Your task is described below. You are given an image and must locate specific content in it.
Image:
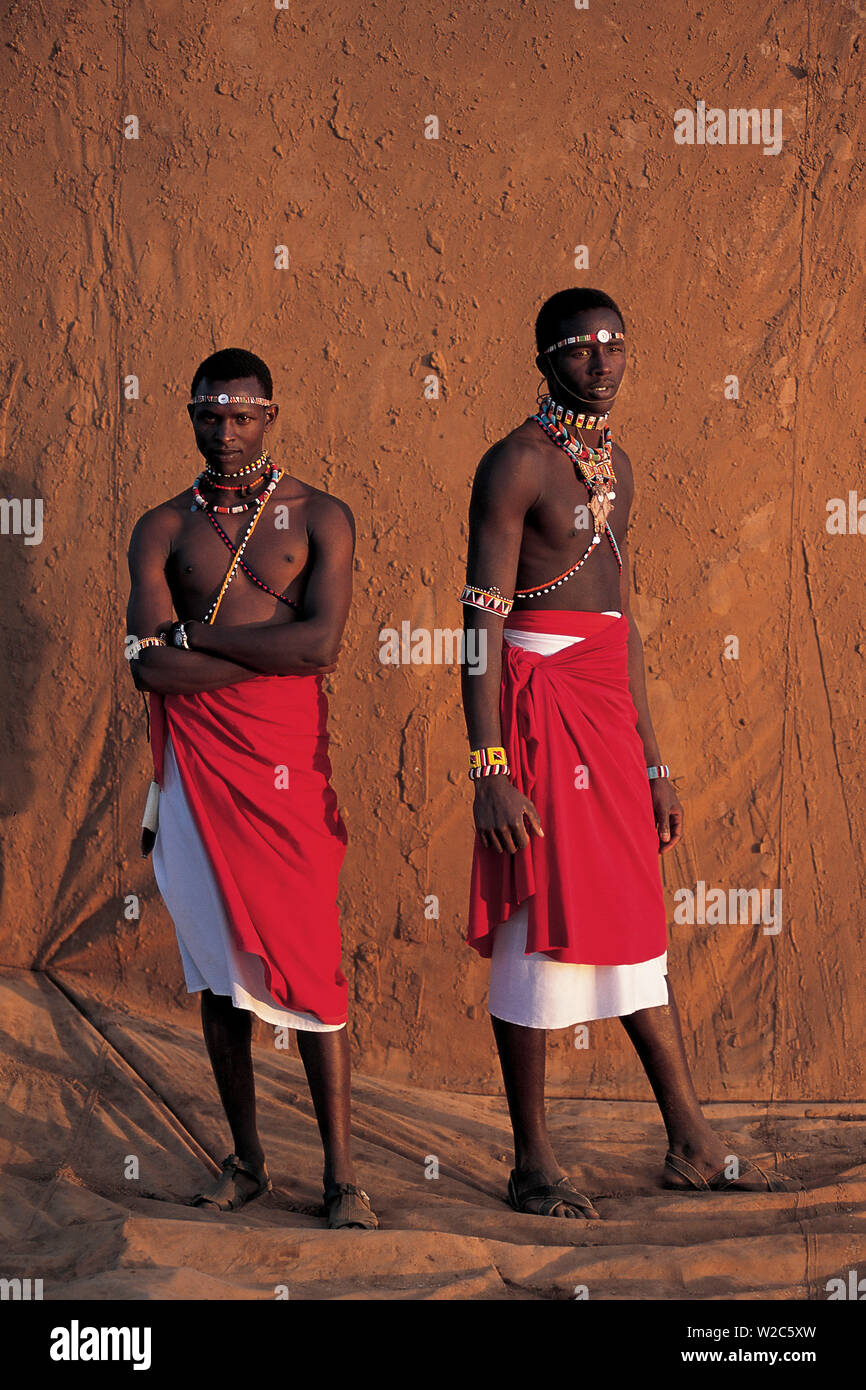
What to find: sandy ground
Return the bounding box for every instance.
[3,968,865,1300]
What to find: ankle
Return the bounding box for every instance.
[323,1160,355,1188]
[235,1143,266,1169]
[514,1138,562,1176]
[666,1126,719,1159]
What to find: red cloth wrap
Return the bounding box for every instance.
[150,674,348,1024]
[467,610,668,965]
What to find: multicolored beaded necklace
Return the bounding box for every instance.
[191,464,281,515]
[204,450,271,480]
[201,507,299,611]
[199,468,283,623]
[192,460,299,614]
[513,395,622,600]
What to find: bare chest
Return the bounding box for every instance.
[166,497,310,620]
[526,451,629,551]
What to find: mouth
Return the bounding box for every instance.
[585,383,614,395]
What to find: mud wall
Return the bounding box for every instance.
[1,0,864,1098]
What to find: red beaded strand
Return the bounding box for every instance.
[201,508,299,610]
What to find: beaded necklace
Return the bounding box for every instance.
[204,450,271,480]
[201,507,299,611]
[205,473,266,491]
[191,464,281,515]
[201,470,284,623]
[513,397,621,600]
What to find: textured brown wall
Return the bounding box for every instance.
[2,0,864,1098]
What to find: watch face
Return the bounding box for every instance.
[596,329,610,343]
[217,393,230,404]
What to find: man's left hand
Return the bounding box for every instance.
[651,778,683,854]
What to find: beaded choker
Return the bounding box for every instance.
[545,400,609,428]
[191,464,281,515]
[204,450,271,480]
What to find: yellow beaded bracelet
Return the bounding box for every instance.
[469,745,510,779]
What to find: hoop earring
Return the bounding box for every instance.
[536,377,550,404]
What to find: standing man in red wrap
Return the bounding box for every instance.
[126,348,377,1229]
[461,290,796,1217]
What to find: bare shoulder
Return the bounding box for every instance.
[611,439,635,500]
[292,479,356,546]
[128,490,190,559]
[472,419,547,499]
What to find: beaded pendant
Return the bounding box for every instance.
[536,396,617,534]
[511,397,622,599]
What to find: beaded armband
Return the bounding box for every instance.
[469,746,511,780]
[647,765,670,780]
[126,635,166,661]
[460,583,514,618]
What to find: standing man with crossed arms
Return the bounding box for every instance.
[126,347,377,1228]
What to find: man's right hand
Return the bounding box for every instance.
[473,777,544,854]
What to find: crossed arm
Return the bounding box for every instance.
[126,498,355,695]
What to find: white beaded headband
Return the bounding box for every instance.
[543,329,625,353]
[189,393,271,406]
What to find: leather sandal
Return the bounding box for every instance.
[322,1180,379,1230]
[507,1168,600,1219]
[189,1153,272,1211]
[663,1150,802,1193]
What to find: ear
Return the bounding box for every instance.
[535,352,546,374]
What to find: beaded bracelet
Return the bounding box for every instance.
[469,746,511,779]
[460,583,514,618]
[126,635,167,661]
[647,765,670,780]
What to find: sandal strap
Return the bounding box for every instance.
[228,1154,271,1187]
[666,1151,788,1192]
[191,1154,270,1208]
[324,1181,371,1207]
[510,1170,596,1213]
[664,1151,711,1189]
[709,1157,762,1190]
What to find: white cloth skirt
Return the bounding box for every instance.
[153,732,344,1032]
[487,614,669,1030]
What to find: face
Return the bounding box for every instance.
[536,309,626,410]
[187,375,278,471]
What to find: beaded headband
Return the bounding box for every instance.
[189,393,271,406]
[543,329,625,353]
